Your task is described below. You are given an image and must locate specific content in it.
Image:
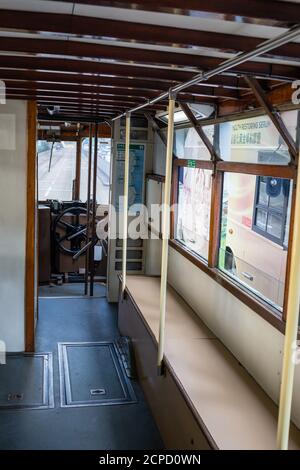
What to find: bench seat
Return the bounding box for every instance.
[118,275,300,450]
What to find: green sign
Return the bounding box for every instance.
[188,160,196,168]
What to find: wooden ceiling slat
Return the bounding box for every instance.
[4,81,238,100]
[0,53,298,82]
[7,93,167,111]
[0,8,299,59]
[6,90,149,105]
[44,0,299,24]
[38,113,112,122]
[1,36,300,69]
[0,69,250,92]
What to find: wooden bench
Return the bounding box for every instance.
[118,275,300,450]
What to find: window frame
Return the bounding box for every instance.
[169,109,298,333]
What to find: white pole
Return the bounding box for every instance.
[122,112,131,295]
[157,95,175,372]
[277,162,300,450]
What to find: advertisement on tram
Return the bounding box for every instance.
[177,111,297,308]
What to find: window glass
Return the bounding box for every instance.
[281,109,299,141]
[176,167,212,260]
[38,141,76,201]
[219,172,292,310]
[253,176,290,245]
[120,128,148,141]
[174,125,213,160]
[209,115,293,165]
[80,138,111,205]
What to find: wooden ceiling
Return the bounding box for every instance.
[0,0,299,122]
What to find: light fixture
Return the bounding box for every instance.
[156,103,214,124]
[47,105,61,116]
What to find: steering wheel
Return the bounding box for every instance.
[53,206,90,257]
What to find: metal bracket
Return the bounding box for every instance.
[145,112,168,148]
[179,101,220,163]
[169,87,178,101]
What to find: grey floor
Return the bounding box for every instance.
[39,282,106,298]
[0,296,163,450]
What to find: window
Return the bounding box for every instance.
[253,176,291,246]
[79,138,111,205]
[172,110,298,324]
[174,125,213,160]
[38,141,77,201]
[207,114,292,165]
[176,166,212,261]
[218,172,292,310]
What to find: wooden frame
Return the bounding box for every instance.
[169,107,298,331]
[146,173,165,183]
[208,170,223,268]
[25,100,37,352]
[282,181,297,322]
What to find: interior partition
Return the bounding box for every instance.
[0,99,31,351]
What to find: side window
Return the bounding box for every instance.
[80,138,112,205]
[218,172,292,310]
[253,176,290,246]
[37,140,77,201]
[176,167,212,261]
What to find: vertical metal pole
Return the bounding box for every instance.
[122,112,131,295]
[74,137,82,200]
[157,95,175,373]
[277,159,300,450]
[48,140,54,172]
[90,122,98,297]
[85,123,93,295]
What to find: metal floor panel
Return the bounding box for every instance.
[58,342,136,408]
[0,353,54,410]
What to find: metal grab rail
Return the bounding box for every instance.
[112,24,300,122]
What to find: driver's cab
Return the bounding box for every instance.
[37,122,111,294]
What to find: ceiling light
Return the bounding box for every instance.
[156,103,214,124]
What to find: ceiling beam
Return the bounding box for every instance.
[6,90,150,105]
[38,113,109,123]
[1,35,300,69]
[43,0,300,24]
[0,53,298,82]
[0,9,299,59]
[4,81,238,101]
[7,94,166,112]
[0,69,250,92]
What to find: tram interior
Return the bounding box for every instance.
[0,0,300,452]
